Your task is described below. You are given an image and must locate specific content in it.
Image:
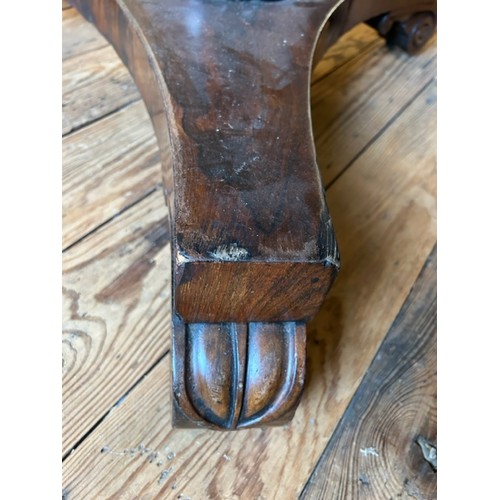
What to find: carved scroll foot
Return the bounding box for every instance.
[71,0,344,428]
[172,316,306,429]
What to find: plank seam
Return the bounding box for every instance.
[62,184,160,253]
[324,72,436,192]
[63,349,170,461]
[63,97,142,138]
[312,37,382,87]
[62,40,121,65]
[298,243,437,498]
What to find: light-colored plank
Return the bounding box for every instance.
[62,44,140,134]
[312,23,381,84]
[63,79,436,498]
[301,247,437,499]
[62,8,108,61]
[62,100,161,249]
[312,36,436,186]
[63,191,171,456]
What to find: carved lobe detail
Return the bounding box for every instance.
[173,316,306,430]
[239,322,306,428]
[185,323,246,429]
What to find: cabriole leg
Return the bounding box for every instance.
[71,0,343,428]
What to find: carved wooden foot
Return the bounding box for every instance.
[73,0,435,429]
[172,316,306,429]
[70,0,434,429]
[71,0,343,429]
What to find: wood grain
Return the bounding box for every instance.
[62,192,171,456]
[301,246,437,499]
[62,44,140,134]
[61,10,430,255]
[61,8,348,440]
[62,73,436,498]
[72,0,343,324]
[62,100,161,249]
[62,8,108,61]
[67,0,348,428]
[312,34,436,186]
[173,319,306,429]
[311,24,382,83]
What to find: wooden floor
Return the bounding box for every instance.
[62,5,437,499]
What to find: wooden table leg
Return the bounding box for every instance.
[70,0,344,429]
[69,0,434,429]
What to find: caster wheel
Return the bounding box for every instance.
[388,12,436,55]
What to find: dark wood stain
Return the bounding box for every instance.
[72,0,343,326]
[173,316,306,429]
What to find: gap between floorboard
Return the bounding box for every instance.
[325,73,436,191]
[62,96,142,139]
[62,185,160,254]
[311,36,381,87]
[63,348,171,462]
[299,244,437,498]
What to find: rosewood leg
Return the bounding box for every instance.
[71,0,346,429]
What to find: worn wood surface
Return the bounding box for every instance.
[62,101,161,249]
[72,0,343,325]
[301,246,437,499]
[62,192,170,456]
[66,0,341,432]
[62,6,436,497]
[62,44,140,134]
[312,32,436,186]
[62,7,107,61]
[173,319,307,430]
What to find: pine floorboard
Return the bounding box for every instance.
[301,247,437,499]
